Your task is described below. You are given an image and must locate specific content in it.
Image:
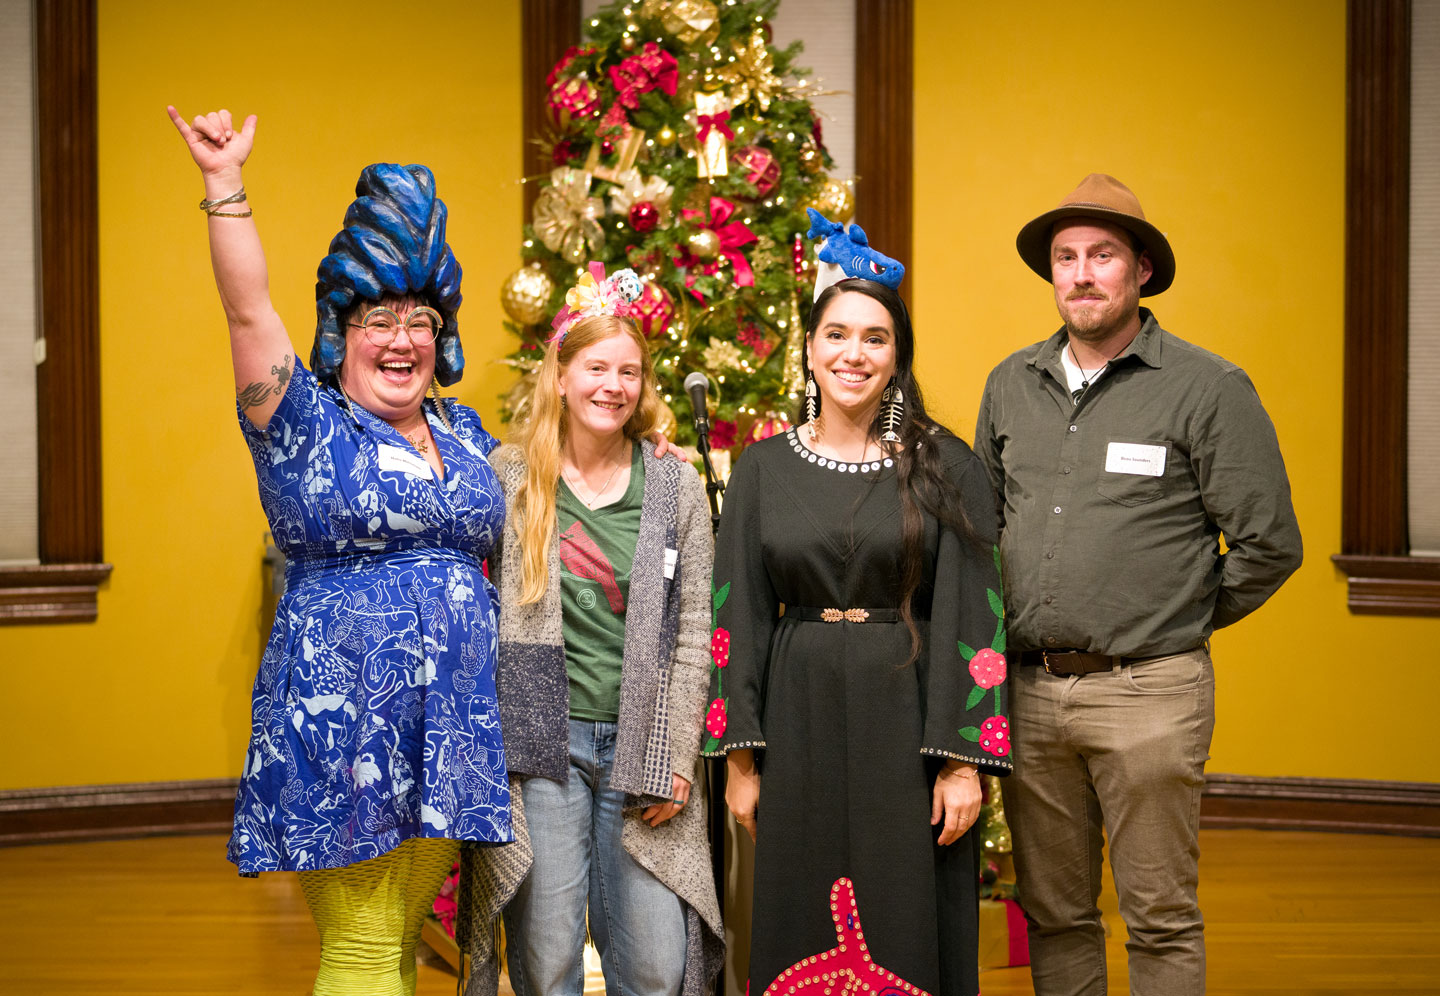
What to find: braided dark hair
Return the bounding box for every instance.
[314,163,464,384]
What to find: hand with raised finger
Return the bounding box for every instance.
[932,761,982,846]
[166,105,257,179]
[642,774,692,827]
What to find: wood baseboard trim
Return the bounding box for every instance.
[5,774,1437,847]
[1201,773,1440,836]
[0,779,237,846]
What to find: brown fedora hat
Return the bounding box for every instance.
[1016,173,1175,295]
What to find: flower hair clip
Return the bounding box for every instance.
[548,261,644,345]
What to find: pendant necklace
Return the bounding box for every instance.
[565,457,623,508]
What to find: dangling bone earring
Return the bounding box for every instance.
[879,380,905,444]
[430,376,453,434]
[804,376,820,442]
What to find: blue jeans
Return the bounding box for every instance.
[504,719,686,996]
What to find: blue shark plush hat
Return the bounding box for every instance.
[314,164,465,385]
[805,208,905,300]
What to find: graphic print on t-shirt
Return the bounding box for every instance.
[559,521,625,612]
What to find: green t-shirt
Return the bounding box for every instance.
[556,442,644,722]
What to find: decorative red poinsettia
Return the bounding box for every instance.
[979,716,1010,757]
[969,648,1006,689]
[710,419,738,450]
[737,321,774,359]
[706,698,728,738]
[711,626,731,667]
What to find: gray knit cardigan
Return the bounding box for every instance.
[457,440,723,996]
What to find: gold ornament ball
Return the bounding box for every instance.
[797,142,822,175]
[686,228,722,260]
[500,263,555,325]
[656,124,678,147]
[653,401,679,441]
[803,178,855,224]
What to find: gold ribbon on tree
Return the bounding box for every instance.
[532,167,607,263]
[718,29,784,112]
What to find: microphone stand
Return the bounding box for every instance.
[693,415,725,537]
[691,403,728,989]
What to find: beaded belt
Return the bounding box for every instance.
[786,606,901,624]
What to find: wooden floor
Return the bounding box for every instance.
[1,830,1437,995]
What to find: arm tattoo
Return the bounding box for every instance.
[237,353,294,409]
[273,354,292,391]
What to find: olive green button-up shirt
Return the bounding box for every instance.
[974,311,1302,658]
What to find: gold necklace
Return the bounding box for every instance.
[405,431,430,455]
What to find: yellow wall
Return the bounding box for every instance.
[914,0,1440,782]
[5,1,1437,791]
[0,0,522,789]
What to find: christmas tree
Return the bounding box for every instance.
[497,0,854,449]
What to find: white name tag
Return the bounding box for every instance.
[377,442,435,480]
[664,548,678,579]
[1105,441,1167,477]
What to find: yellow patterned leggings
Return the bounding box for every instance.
[297,837,460,996]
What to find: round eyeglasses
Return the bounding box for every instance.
[347,305,443,346]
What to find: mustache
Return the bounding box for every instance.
[1065,288,1108,302]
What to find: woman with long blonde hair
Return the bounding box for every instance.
[461,266,722,996]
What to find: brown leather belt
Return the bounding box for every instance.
[1018,649,1127,676]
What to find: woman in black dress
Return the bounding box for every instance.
[701,278,1012,996]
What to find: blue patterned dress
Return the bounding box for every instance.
[228,359,511,874]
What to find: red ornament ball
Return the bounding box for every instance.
[600,136,616,157]
[631,281,675,338]
[546,77,601,128]
[629,200,661,233]
[733,145,781,197]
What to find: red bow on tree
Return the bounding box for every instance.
[679,197,757,298]
[610,43,679,110]
[696,109,734,142]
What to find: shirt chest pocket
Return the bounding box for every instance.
[1096,439,1170,507]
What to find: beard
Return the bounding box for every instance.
[1056,289,1138,345]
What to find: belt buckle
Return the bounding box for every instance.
[1041,651,1067,675]
[821,607,870,623]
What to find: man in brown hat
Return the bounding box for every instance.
[975,174,1302,996]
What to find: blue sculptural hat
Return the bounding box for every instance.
[805,208,905,300]
[314,164,465,385]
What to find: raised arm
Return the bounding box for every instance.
[167,105,292,429]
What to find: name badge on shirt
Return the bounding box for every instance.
[664,547,678,579]
[377,442,435,480]
[1105,441,1167,477]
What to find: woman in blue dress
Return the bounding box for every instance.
[168,105,510,996]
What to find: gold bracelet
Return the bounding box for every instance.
[199,186,246,211]
[207,209,253,218]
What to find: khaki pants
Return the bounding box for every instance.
[1003,649,1215,996]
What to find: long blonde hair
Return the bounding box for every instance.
[510,315,663,604]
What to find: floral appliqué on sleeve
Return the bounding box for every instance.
[702,579,731,752]
[958,545,1009,757]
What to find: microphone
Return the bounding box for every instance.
[684,371,711,438]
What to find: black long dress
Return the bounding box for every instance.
[702,429,1012,996]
